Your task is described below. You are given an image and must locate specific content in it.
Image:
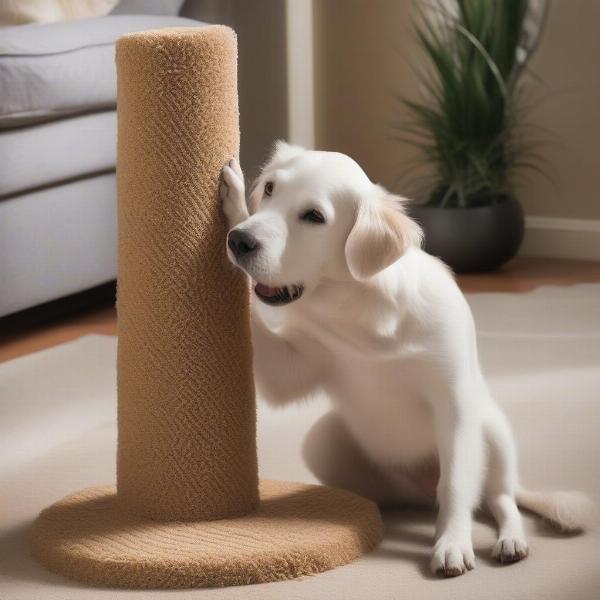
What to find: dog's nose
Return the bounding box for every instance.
[227,229,260,258]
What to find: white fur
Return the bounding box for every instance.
[220,142,595,577]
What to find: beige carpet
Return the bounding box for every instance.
[1,284,600,599]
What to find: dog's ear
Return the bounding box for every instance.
[345,191,422,280]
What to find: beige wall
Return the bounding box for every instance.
[518,0,600,220]
[182,0,288,179]
[313,0,600,221]
[314,0,422,195]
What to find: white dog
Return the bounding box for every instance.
[220,141,593,577]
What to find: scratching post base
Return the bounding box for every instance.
[31,480,382,588]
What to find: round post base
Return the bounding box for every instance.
[31,479,383,589]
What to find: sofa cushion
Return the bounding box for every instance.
[0,110,116,197]
[0,15,203,128]
[0,0,117,27]
[111,0,185,16]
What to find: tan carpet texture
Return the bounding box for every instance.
[30,26,383,589]
[115,25,257,521]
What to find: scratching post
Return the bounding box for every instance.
[115,25,257,522]
[31,26,383,589]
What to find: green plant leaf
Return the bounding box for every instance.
[396,0,543,208]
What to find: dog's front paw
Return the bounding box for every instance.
[492,536,529,564]
[220,158,248,227]
[431,539,476,577]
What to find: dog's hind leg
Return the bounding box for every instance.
[302,411,399,505]
[302,411,433,507]
[483,405,529,564]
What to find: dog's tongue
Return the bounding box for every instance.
[255,283,280,298]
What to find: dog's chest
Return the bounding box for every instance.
[324,358,437,467]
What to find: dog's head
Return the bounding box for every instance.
[226,141,422,306]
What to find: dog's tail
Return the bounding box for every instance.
[516,488,597,532]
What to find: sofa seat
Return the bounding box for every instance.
[0,14,202,128]
[0,111,116,197]
[0,173,117,317]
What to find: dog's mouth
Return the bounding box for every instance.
[254,282,304,306]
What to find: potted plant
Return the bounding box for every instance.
[399,0,547,272]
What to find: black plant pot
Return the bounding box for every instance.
[409,197,525,273]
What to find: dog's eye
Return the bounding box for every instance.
[264,181,274,196]
[300,209,326,224]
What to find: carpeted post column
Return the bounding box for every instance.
[30,26,383,589]
[115,25,258,522]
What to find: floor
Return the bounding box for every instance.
[5,283,600,600]
[1,257,600,364]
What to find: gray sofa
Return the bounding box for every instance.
[0,2,203,317]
